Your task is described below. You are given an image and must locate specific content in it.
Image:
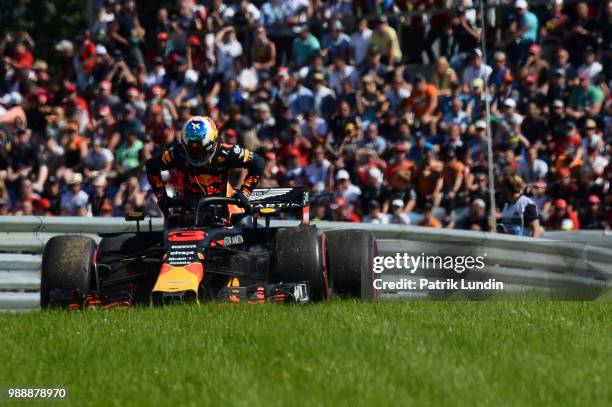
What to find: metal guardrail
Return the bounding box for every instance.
[0,216,610,309]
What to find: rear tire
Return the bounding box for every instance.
[324,230,378,300]
[41,235,97,308]
[270,226,327,301]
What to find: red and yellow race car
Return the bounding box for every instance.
[40,188,377,308]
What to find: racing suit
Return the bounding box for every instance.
[145,142,264,215]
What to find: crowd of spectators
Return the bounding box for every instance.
[0,0,610,232]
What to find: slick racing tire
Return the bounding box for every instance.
[270,226,327,301]
[324,230,378,300]
[40,235,97,308]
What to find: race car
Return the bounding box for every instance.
[40,187,377,308]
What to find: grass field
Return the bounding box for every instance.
[1,301,610,406]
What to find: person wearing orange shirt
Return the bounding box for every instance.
[441,149,465,212]
[417,202,442,228]
[406,75,438,133]
[385,142,415,183]
[415,150,444,208]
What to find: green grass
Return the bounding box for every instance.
[1,301,610,406]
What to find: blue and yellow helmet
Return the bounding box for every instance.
[180,116,219,166]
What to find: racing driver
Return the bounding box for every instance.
[145,116,264,217]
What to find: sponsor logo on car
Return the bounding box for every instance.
[248,188,292,201]
[223,235,244,246]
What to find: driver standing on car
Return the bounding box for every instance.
[145,116,264,216]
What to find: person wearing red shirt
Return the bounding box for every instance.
[546,198,580,230]
[279,124,312,168]
[554,121,583,169]
[80,36,97,74]
[8,41,34,70]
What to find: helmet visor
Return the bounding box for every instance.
[186,140,215,165]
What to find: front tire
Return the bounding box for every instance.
[41,235,97,308]
[270,226,327,301]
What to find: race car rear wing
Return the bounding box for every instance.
[248,187,310,224]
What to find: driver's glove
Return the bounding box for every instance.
[233,190,251,209]
[157,195,172,217]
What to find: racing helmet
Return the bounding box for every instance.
[180,116,219,166]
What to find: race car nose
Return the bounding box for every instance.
[151,290,198,305]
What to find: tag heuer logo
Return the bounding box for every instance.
[249,188,292,201]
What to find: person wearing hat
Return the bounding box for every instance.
[360,166,388,212]
[60,172,89,216]
[500,173,542,236]
[521,43,549,86]
[499,98,523,131]
[545,198,580,231]
[291,24,320,68]
[461,48,492,87]
[389,199,411,225]
[368,14,401,66]
[510,0,539,63]
[334,169,361,205]
[88,175,112,216]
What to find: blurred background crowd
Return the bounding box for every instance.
[0,0,609,231]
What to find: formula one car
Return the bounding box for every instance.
[40,188,377,308]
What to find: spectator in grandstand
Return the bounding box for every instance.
[60,173,89,216]
[546,198,581,231]
[0,0,608,236]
